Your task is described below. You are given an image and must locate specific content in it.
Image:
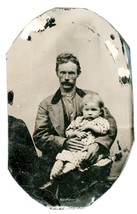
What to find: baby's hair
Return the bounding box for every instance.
[80,93,104,112]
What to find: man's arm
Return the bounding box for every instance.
[33,102,66,153]
[95,107,117,150]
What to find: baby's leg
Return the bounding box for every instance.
[50,160,63,180]
[63,162,76,174]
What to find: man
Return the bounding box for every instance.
[33,53,117,202]
[8,90,37,192]
[8,90,60,206]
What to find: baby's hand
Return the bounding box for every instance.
[76,131,87,139]
[79,124,92,131]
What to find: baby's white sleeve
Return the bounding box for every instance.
[92,117,110,134]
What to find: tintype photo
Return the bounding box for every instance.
[7,8,134,208]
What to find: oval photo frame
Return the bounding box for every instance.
[7,8,134,208]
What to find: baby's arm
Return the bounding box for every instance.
[83,123,103,134]
[80,118,110,135]
[67,129,87,139]
[66,120,78,138]
[66,116,87,139]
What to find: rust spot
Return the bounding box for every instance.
[115,153,123,162]
[119,76,131,85]
[44,17,56,29]
[8,90,14,105]
[110,34,115,40]
[114,140,123,162]
[87,27,94,33]
[123,147,129,153]
[27,35,32,41]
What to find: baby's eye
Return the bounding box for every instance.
[91,108,97,111]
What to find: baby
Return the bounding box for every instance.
[49,93,112,181]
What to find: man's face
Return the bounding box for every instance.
[57,61,79,92]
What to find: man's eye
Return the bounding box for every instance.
[60,71,66,75]
[69,72,75,75]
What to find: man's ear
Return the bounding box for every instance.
[77,73,80,78]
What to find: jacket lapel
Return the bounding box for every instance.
[49,89,65,136]
[49,88,86,136]
[50,100,65,136]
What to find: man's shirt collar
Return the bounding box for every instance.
[51,87,86,104]
[60,86,76,98]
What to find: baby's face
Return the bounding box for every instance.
[82,101,101,120]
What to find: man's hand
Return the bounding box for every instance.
[63,138,85,151]
[85,143,100,164]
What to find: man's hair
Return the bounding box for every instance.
[55,53,81,75]
[80,93,104,111]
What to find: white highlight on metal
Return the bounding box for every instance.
[118,67,130,78]
[105,40,118,61]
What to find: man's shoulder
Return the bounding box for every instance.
[82,89,98,95]
[78,88,98,96]
[8,115,26,126]
[39,94,54,106]
[39,88,98,106]
[8,115,29,133]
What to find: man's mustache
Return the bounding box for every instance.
[62,82,73,86]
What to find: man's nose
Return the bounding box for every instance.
[65,73,69,80]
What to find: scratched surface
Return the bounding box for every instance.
[7,8,134,208]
